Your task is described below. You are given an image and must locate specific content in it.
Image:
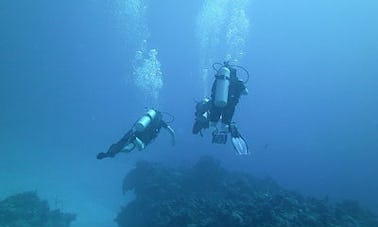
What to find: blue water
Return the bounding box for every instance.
[1,0,377,226]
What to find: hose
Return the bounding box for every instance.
[212,62,251,83]
[232,64,250,83]
[161,111,175,124]
[212,62,223,72]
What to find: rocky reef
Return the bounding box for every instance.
[0,191,75,227]
[117,156,378,227]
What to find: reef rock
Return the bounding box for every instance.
[0,191,76,227]
[117,156,378,227]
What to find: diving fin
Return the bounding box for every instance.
[231,137,249,155]
[230,124,249,155]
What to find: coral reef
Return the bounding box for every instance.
[0,191,76,227]
[117,156,378,227]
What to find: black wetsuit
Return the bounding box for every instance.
[134,112,166,145]
[98,111,167,159]
[209,67,246,125]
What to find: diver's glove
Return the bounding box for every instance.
[230,124,249,155]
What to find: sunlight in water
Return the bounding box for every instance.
[133,43,163,102]
[196,0,251,95]
[113,0,163,105]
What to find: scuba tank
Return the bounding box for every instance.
[134,109,158,132]
[214,66,231,107]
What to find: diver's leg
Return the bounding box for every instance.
[209,104,222,127]
[221,104,236,126]
[134,137,145,151]
[97,129,135,159]
[212,104,237,144]
[97,141,137,159]
[121,142,136,153]
[97,142,123,159]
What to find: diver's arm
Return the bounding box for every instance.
[162,122,176,146]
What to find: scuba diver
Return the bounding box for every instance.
[97,109,175,159]
[192,61,249,155]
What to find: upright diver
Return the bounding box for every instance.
[192,61,249,155]
[97,109,175,159]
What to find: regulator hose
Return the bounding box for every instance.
[161,111,175,124]
[212,62,251,83]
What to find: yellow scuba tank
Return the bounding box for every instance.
[214,66,231,107]
[134,109,158,132]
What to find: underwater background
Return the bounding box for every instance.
[0,0,377,226]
